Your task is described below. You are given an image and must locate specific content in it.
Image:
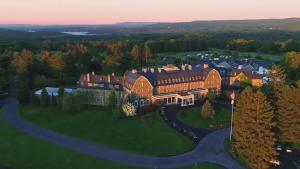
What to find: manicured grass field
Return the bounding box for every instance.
[178,107,231,129]
[19,106,194,156]
[156,49,282,63]
[0,108,223,169]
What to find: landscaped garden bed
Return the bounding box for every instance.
[19,106,194,156]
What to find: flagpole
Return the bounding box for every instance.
[230,91,235,142]
[230,101,234,142]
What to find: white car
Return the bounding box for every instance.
[270,159,280,166]
[286,148,293,153]
[276,145,283,151]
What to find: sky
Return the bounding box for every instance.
[1,0,300,25]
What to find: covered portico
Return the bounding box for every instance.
[152,88,208,107]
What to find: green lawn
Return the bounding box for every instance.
[156,49,282,63]
[178,107,231,129]
[0,108,223,169]
[19,106,194,156]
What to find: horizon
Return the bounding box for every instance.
[1,17,300,26]
[1,0,300,25]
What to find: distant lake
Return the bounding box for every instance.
[61,32,96,36]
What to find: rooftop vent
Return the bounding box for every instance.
[131,69,137,74]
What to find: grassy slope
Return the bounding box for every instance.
[178,107,231,129]
[0,108,223,169]
[19,106,194,156]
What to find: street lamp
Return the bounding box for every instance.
[230,91,235,142]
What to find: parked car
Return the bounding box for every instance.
[276,144,283,151]
[270,159,280,166]
[286,147,293,153]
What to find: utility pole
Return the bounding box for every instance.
[230,91,235,142]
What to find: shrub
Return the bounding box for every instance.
[122,102,137,117]
[106,90,117,111]
[40,88,49,106]
[201,100,215,119]
[62,92,86,113]
[50,94,58,107]
[57,87,64,106]
[30,91,39,106]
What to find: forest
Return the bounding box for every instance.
[0,30,300,103]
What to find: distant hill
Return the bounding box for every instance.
[0,18,300,39]
[141,18,300,33]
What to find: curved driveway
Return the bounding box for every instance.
[1,94,244,169]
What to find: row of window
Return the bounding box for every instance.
[157,76,205,85]
[134,99,151,107]
[87,83,120,89]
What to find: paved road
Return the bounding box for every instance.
[1,88,244,169]
[160,105,212,143]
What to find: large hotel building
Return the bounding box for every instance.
[78,64,222,107]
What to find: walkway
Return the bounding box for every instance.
[1,88,244,169]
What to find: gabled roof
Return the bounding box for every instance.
[231,69,263,79]
[137,66,215,87]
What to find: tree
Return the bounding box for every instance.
[267,65,286,106]
[131,44,142,68]
[62,92,86,113]
[40,88,49,106]
[57,87,64,106]
[143,44,152,64]
[201,100,215,119]
[0,54,11,93]
[12,49,34,74]
[284,52,300,70]
[233,87,277,169]
[207,90,216,102]
[106,90,118,111]
[30,91,39,106]
[277,84,300,145]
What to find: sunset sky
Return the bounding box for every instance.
[1,0,300,25]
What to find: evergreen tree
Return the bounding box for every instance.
[267,65,286,104]
[50,94,58,107]
[30,91,39,106]
[40,88,49,106]
[58,87,64,106]
[233,87,277,169]
[278,85,300,144]
[107,90,117,111]
[201,100,215,119]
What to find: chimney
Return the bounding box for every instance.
[131,69,137,74]
[150,68,155,73]
[87,73,90,82]
[108,75,111,83]
[158,68,162,73]
[203,64,209,68]
[181,65,186,71]
[188,65,192,70]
